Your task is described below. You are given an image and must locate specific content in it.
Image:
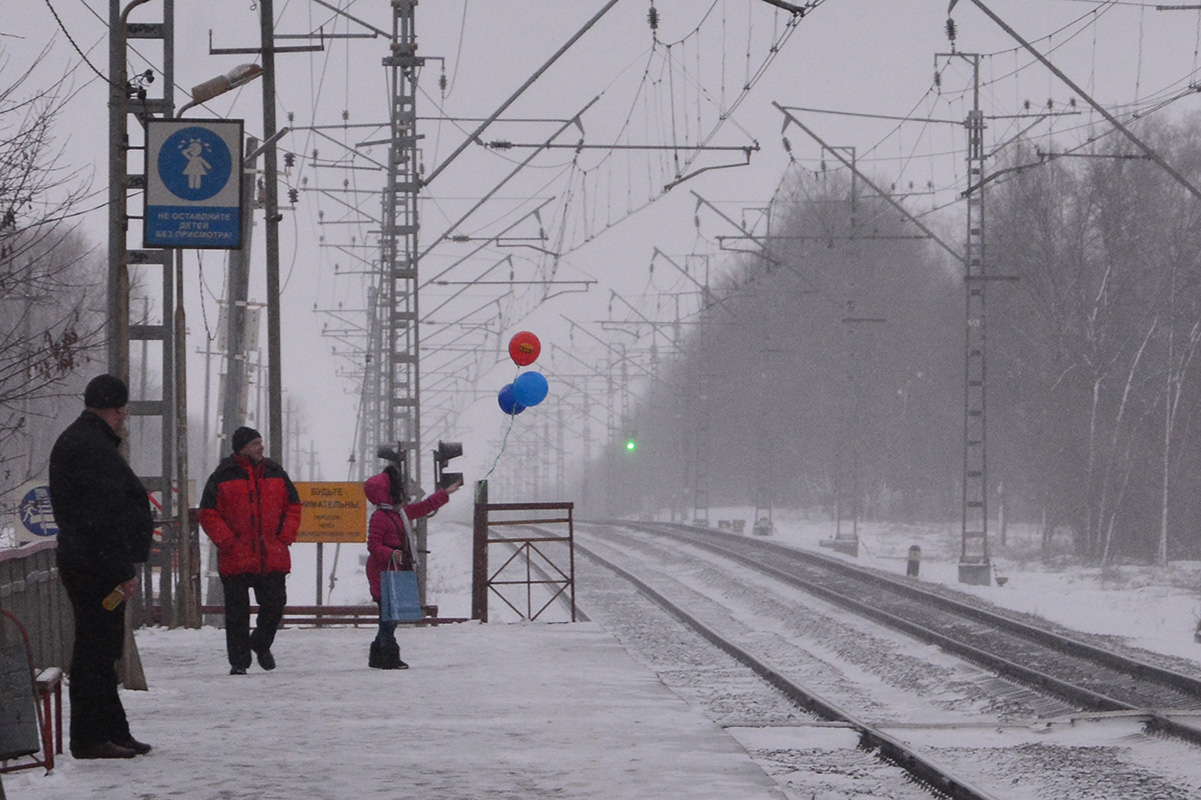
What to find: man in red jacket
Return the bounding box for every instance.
[199,427,302,675]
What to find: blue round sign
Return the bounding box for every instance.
[18,485,57,538]
[157,126,233,202]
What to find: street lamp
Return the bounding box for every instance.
[179,64,263,115]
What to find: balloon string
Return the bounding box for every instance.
[476,412,517,502]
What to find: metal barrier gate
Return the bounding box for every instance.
[472,481,575,623]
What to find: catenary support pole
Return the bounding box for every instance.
[260,0,284,461]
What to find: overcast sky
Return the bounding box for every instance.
[9,0,1201,492]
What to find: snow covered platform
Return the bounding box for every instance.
[7,622,786,800]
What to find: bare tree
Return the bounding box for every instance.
[0,44,104,506]
[990,120,1201,563]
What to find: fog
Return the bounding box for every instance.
[7,2,1201,563]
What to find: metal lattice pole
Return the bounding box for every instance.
[959,54,991,586]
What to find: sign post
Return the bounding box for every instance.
[144,119,244,249]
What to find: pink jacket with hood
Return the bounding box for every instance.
[364,470,450,601]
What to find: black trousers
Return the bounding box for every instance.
[221,572,287,669]
[59,570,132,749]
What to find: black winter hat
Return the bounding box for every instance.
[84,374,129,409]
[232,426,262,454]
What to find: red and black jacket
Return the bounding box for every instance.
[198,454,302,576]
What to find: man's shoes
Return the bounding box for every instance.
[230,666,247,675]
[254,647,276,671]
[114,736,152,755]
[71,741,137,760]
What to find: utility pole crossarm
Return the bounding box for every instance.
[420,97,599,262]
[419,199,556,289]
[774,103,964,263]
[607,290,677,344]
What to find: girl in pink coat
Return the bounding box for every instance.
[364,465,461,669]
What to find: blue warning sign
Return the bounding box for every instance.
[15,483,56,544]
[145,119,243,249]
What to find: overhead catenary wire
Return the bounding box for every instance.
[962,0,1201,204]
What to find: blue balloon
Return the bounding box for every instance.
[497,383,525,415]
[512,371,549,407]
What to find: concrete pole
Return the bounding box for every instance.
[259,0,284,462]
[222,136,258,447]
[107,0,133,379]
[209,137,257,625]
[175,247,200,627]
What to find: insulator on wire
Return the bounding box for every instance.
[288,188,299,204]
[648,4,659,31]
[946,18,956,43]
[488,140,513,149]
[283,152,295,168]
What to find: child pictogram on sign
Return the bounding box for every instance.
[181,139,212,190]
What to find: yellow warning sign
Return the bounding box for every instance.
[295,482,366,543]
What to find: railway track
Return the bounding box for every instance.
[571,520,1201,799]
[615,521,1201,737]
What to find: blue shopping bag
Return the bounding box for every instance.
[380,569,422,622]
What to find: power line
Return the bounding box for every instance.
[41,0,117,88]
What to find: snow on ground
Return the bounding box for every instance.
[698,506,1201,666]
[8,624,788,800]
[8,509,1201,799]
[235,506,1201,666]
[6,521,787,800]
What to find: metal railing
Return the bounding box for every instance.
[0,541,70,673]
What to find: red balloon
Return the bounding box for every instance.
[508,331,541,366]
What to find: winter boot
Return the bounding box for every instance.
[369,640,385,669]
[379,640,408,670]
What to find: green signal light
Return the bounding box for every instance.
[625,439,636,451]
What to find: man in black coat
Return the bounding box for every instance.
[49,374,155,760]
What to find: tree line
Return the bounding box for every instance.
[612,114,1201,564]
